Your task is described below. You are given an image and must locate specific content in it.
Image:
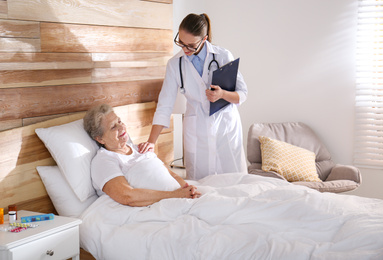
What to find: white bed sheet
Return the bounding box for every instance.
[80,173,383,260]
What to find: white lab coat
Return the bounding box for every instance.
[153,41,248,180]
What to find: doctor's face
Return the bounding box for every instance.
[177,29,207,56]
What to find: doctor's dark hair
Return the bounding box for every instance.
[179,13,212,42]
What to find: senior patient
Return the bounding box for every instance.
[83,104,201,207]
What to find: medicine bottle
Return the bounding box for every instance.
[9,211,16,224]
[0,208,3,224]
[8,204,17,220]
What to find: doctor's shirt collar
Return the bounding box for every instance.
[187,42,207,63]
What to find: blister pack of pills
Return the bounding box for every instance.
[0,222,39,233]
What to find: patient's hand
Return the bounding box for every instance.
[178,183,201,199]
[138,142,155,153]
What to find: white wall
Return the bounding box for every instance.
[173,0,383,199]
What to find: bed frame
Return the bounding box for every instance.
[0,101,173,259]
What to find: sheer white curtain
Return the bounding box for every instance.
[355,0,383,169]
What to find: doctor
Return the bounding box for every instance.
[138,13,248,180]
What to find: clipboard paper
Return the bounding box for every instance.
[209,58,240,116]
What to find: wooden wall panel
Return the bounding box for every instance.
[92,66,166,83]
[0,53,93,70]
[0,1,7,19]
[40,22,173,53]
[0,37,40,52]
[0,19,40,52]
[92,52,172,68]
[0,119,21,131]
[142,0,172,4]
[0,19,39,38]
[7,0,172,29]
[0,69,92,88]
[0,79,163,120]
[0,52,170,88]
[23,113,71,126]
[0,0,174,164]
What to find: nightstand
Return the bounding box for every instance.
[0,210,82,260]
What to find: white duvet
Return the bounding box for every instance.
[80,173,383,260]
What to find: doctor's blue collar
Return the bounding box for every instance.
[187,43,207,63]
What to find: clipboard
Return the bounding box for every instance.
[209,58,240,116]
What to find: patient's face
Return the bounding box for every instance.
[96,112,129,150]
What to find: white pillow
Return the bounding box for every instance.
[35,119,99,202]
[37,166,98,218]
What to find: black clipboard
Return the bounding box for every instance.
[209,58,240,116]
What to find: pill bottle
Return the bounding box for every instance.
[8,204,17,220]
[9,211,16,224]
[0,208,3,224]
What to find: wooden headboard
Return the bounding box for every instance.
[0,101,173,215]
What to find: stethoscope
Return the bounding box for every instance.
[179,53,219,94]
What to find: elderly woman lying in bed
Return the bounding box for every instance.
[83,104,201,207]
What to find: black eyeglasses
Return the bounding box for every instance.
[174,32,206,52]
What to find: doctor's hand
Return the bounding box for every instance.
[206,85,224,102]
[137,142,155,153]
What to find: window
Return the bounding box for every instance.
[354,0,383,169]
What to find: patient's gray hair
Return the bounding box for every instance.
[83,104,114,144]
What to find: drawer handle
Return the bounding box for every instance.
[46,250,54,256]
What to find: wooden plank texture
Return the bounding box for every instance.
[92,66,166,83]
[0,69,92,88]
[0,52,170,88]
[0,79,163,120]
[0,117,52,211]
[23,113,71,126]
[0,37,40,52]
[80,249,95,260]
[7,0,172,29]
[0,1,7,19]
[0,52,93,71]
[142,0,172,4]
[0,118,21,132]
[0,19,39,38]
[0,52,170,70]
[92,52,172,68]
[40,22,173,53]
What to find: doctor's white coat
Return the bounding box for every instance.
[153,41,248,180]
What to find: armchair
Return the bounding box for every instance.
[247,122,361,193]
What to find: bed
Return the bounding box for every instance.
[1,102,383,260]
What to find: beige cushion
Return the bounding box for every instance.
[259,136,322,182]
[247,122,361,193]
[247,122,335,180]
